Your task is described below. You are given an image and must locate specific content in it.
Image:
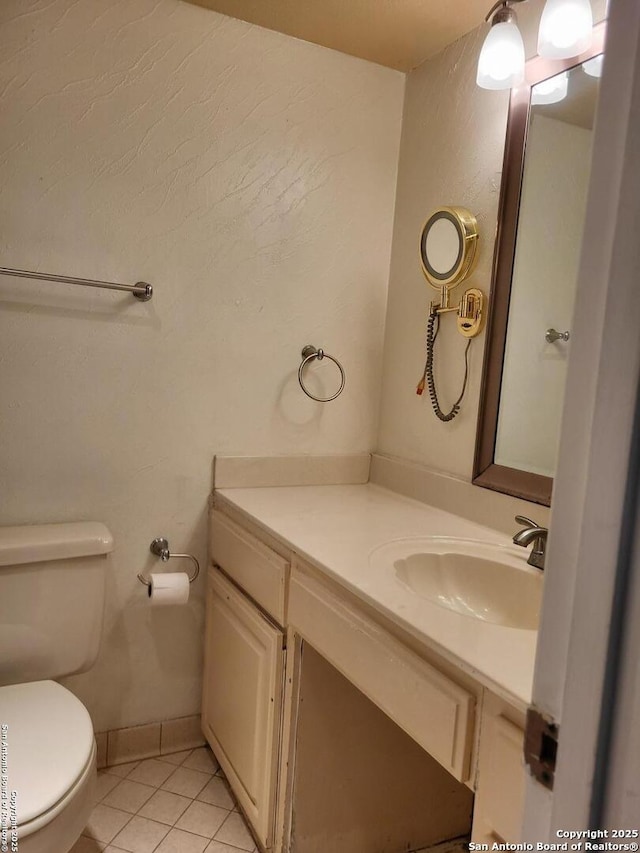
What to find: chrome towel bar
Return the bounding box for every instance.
[0,266,153,301]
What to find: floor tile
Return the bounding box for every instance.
[102,779,156,814]
[182,747,219,774]
[155,828,210,852]
[162,766,212,798]
[95,772,121,803]
[176,800,229,838]
[127,758,176,788]
[197,777,235,810]
[111,815,169,853]
[70,837,107,852]
[83,804,132,843]
[413,841,469,853]
[106,761,141,778]
[160,749,193,766]
[213,812,255,851]
[138,789,192,826]
[205,842,248,853]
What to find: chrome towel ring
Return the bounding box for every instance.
[298,344,345,403]
[137,537,200,587]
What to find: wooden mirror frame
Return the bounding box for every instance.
[473,22,607,507]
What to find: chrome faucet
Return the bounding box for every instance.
[513,516,548,570]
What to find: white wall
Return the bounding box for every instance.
[376,0,606,484]
[495,115,593,477]
[376,25,510,479]
[0,0,403,730]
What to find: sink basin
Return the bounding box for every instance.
[371,538,542,630]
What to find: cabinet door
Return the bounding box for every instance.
[472,693,526,844]
[202,568,284,849]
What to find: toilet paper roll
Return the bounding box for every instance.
[148,572,190,606]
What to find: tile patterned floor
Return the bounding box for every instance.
[73,746,257,853]
[414,839,469,853]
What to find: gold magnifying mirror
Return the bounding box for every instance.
[419,206,483,338]
[420,206,478,290]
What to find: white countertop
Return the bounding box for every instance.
[216,483,539,709]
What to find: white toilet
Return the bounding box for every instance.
[0,521,114,853]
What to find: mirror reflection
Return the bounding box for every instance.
[494,59,601,479]
[425,218,462,277]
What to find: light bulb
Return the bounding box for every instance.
[531,71,569,104]
[538,0,593,59]
[477,20,526,90]
[583,54,604,77]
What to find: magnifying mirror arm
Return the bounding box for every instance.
[433,285,454,312]
[431,285,462,315]
[430,303,459,315]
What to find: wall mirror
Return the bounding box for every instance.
[474,23,606,506]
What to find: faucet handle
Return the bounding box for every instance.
[515,515,538,529]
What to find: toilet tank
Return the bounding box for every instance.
[0,521,113,685]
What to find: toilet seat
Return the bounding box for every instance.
[17,739,96,840]
[0,680,95,833]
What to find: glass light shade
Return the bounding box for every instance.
[531,71,569,104]
[538,0,593,59]
[583,54,604,77]
[477,20,526,90]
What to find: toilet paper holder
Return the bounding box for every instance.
[137,537,200,587]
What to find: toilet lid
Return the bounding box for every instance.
[0,680,94,825]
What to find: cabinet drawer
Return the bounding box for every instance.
[210,510,288,625]
[472,694,526,843]
[289,567,475,782]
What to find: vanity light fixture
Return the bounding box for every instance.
[476,0,526,90]
[583,53,604,77]
[530,70,569,104]
[538,0,593,59]
[477,0,599,90]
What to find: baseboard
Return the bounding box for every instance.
[95,714,206,769]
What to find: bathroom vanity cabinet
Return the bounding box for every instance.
[203,499,528,853]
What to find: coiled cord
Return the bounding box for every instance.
[417,311,471,422]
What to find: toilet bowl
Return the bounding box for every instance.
[1,681,97,853]
[0,522,113,853]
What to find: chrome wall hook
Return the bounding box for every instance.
[137,537,200,587]
[298,344,345,402]
[545,328,570,343]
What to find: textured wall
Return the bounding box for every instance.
[0,0,403,729]
[376,25,510,479]
[377,0,606,481]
